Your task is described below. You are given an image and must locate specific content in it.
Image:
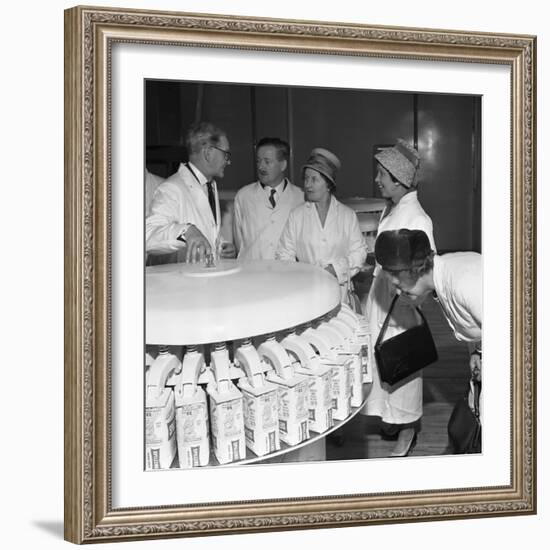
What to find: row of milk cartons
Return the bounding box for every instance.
[145,303,371,470]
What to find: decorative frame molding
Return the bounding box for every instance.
[64,5,536,544]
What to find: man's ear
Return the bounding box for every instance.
[282,159,288,172]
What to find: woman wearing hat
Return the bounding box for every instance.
[362,139,436,457]
[375,229,482,383]
[276,147,366,301]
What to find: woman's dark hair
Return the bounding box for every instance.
[406,252,435,279]
[256,137,290,162]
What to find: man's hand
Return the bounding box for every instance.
[219,241,236,259]
[181,225,212,263]
[469,351,482,382]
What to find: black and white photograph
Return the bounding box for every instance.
[144,80,483,469]
[59,3,538,545]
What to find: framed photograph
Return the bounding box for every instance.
[64,5,536,544]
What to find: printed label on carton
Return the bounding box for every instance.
[209,395,246,465]
[145,391,177,470]
[268,430,277,452]
[241,387,280,456]
[349,354,364,407]
[306,372,333,433]
[191,446,200,467]
[360,343,372,383]
[175,399,209,468]
[268,375,310,446]
[231,439,241,461]
[329,362,351,420]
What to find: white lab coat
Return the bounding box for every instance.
[433,252,482,343]
[363,191,436,425]
[233,180,304,260]
[276,196,366,299]
[146,163,220,256]
[145,169,164,217]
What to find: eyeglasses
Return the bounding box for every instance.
[210,145,232,163]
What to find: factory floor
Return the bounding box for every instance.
[326,294,472,460]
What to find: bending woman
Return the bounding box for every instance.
[375,229,482,382]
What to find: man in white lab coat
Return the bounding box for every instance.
[146,121,236,263]
[145,169,164,217]
[233,137,304,260]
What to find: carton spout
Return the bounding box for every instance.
[210,343,233,394]
[281,332,320,371]
[328,318,354,343]
[257,337,294,380]
[180,346,205,398]
[337,307,359,330]
[234,340,265,388]
[300,327,335,359]
[147,348,181,400]
[316,322,346,350]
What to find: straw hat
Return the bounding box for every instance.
[375,139,420,188]
[302,147,341,185]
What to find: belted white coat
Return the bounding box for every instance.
[363,191,436,425]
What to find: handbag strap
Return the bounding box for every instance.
[375,293,430,348]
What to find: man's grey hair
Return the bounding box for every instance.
[185,121,227,155]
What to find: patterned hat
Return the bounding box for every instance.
[375,229,432,271]
[375,139,420,188]
[302,147,341,185]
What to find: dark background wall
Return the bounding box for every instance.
[146,80,481,253]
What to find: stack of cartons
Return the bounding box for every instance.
[305,325,352,420]
[145,349,180,470]
[327,318,364,408]
[238,378,280,456]
[174,348,210,468]
[235,340,280,457]
[208,384,246,464]
[208,344,246,464]
[259,337,310,446]
[282,333,333,434]
[337,306,372,387]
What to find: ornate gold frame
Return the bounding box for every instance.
[64,5,537,544]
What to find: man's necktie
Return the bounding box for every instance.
[206,181,217,222]
[269,188,276,208]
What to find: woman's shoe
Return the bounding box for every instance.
[390,427,417,457]
[380,422,400,439]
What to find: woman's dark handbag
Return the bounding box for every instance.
[447,379,482,453]
[374,293,438,385]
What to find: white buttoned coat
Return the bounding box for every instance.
[363,191,436,425]
[233,180,304,260]
[276,195,366,299]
